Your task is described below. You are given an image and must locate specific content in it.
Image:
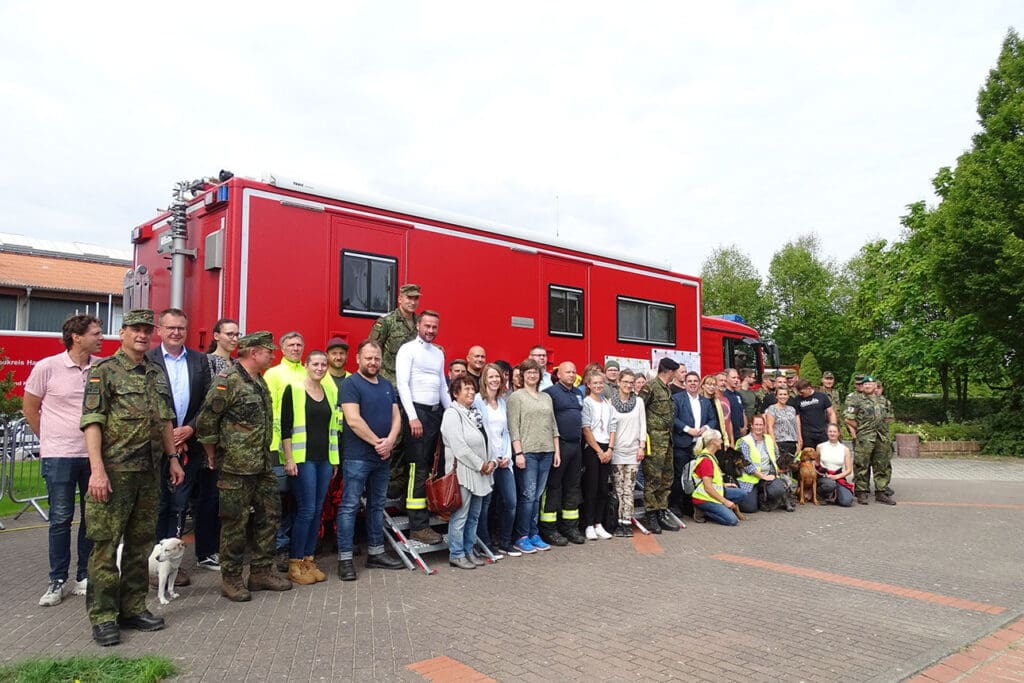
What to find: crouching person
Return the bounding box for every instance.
[197,331,292,601]
[690,430,746,526]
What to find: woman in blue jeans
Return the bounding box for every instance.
[506,358,560,554]
[474,363,514,557]
[691,430,747,526]
[442,377,496,569]
[280,351,339,585]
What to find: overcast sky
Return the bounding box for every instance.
[1,2,1020,276]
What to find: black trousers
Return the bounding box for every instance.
[580,442,611,527]
[541,438,582,528]
[406,403,443,530]
[669,446,695,517]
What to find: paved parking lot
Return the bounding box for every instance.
[1,458,1022,682]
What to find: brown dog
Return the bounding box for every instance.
[797,448,819,505]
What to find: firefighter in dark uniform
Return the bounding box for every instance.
[81,308,181,647]
[845,375,896,506]
[639,357,679,534]
[197,331,293,601]
[540,361,586,546]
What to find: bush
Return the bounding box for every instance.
[981,410,1024,457]
[798,352,822,387]
[889,396,1002,423]
[890,421,986,442]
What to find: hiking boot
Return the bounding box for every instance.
[562,526,587,545]
[883,486,896,496]
[274,548,290,573]
[337,560,357,581]
[541,527,569,547]
[303,556,327,582]
[646,511,662,535]
[857,492,869,505]
[693,507,707,523]
[173,566,191,587]
[118,610,165,631]
[365,552,404,570]
[875,491,897,506]
[288,559,317,585]
[410,528,443,545]
[92,621,120,647]
[221,573,251,602]
[658,511,679,532]
[248,568,292,592]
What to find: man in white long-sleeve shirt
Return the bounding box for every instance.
[394,311,451,543]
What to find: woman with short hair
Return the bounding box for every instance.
[690,430,746,526]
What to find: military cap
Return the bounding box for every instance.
[822,371,835,379]
[122,309,155,328]
[238,331,276,350]
[853,374,866,384]
[605,360,620,370]
[326,336,349,351]
[768,370,782,379]
[399,283,421,297]
[785,369,797,378]
[657,357,680,372]
[861,374,877,383]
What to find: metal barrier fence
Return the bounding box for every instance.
[1,418,48,522]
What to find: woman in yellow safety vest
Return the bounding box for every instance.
[737,414,793,513]
[690,429,746,525]
[280,350,340,585]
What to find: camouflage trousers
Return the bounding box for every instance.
[642,433,673,511]
[218,471,280,575]
[611,464,639,522]
[84,469,158,625]
[853,433,892,495]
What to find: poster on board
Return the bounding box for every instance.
[650,349,700,378]
[603,355,652,375]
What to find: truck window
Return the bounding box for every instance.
[548,285,583,337]
[724,337,757,374]
[340,250,397,317]
[616,296,675,345]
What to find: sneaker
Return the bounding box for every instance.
[197,554,221,571]
[501,544,523,557]
[72,578,88,595]
[485,545,504,560]
[529,534,551,551]
[512,537,537,554]
[585,525,598,541]
[39,580,68,606]
[594,524,613,540]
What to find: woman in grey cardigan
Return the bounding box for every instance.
[442,376,496,570]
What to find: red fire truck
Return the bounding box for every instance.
[117,172,777,380]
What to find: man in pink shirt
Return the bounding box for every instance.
[23,314,105,606]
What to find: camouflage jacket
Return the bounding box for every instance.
[368,309,417,383]
[196,363,275,475]
[640,377,674,434]
[80,348,175,472]
[845,393,889,438]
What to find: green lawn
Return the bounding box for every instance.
[0,654,177,683]
[0,459,49,518]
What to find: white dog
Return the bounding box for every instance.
[148,538,187,605]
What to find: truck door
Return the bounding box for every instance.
[540,254,590,368]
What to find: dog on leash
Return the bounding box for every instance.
[716,447,748,484]
[797,448,819,505]
[149,538,187,605]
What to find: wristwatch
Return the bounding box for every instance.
[166,452,181,460]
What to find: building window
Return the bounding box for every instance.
[340,250,396,317]
[616,296,676,345]
[548,285,583,337]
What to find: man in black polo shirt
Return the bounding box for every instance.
[790,379,836,450]
[540,361,586,546]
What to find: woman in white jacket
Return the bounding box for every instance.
[441,376,496,570]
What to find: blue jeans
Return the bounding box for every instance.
[41,457,92,583]
[336,457,389,561]
[273,461,295,552]
[697,487,747,526]
[487,466,517,548]
[513,451,553,540]
[290,460,333,559]
[449,486,484,559]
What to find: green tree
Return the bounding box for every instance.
[0,348,22,420]
[699,245,772,331]
[798,351,822,387]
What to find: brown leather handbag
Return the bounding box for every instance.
[425,444,462,515]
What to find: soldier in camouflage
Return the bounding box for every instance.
[197,331,293,601]
[81,309,181,647]
[639,357,679,534]
[368,283,420,499]
[819,371,844,418]
[845,375,896,506]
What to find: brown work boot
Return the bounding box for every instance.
[875,491,897,506]
[288,559,316,585]
[248,567,292,592]
[303,556,327,583]
[410,528,443,545]
[221,573,251,602]
[856,492,869,505]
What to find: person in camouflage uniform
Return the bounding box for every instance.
[819,371,844,418]
[369,283,420,498]
[197,331,292,601]
[81,309,181,647]
[639,358,679,534]
[845,375,896,506]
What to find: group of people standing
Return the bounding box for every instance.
[24,283,896,646]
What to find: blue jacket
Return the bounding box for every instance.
[671,392,718,451]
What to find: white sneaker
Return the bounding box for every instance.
[585,525,598,541]
[39,580,68,606]
[72,578,88,595]
[594,524,613,540]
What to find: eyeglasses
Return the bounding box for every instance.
[161,326,187,333]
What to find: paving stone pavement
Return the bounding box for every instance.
[1,458,1022,682]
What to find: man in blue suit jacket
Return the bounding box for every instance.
[670,371,718,517]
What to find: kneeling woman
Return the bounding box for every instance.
[280,350,338,584]
[691,430,747,525]
[737,414,792,513]
[442,377,496,570]
[816,423,854,507]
